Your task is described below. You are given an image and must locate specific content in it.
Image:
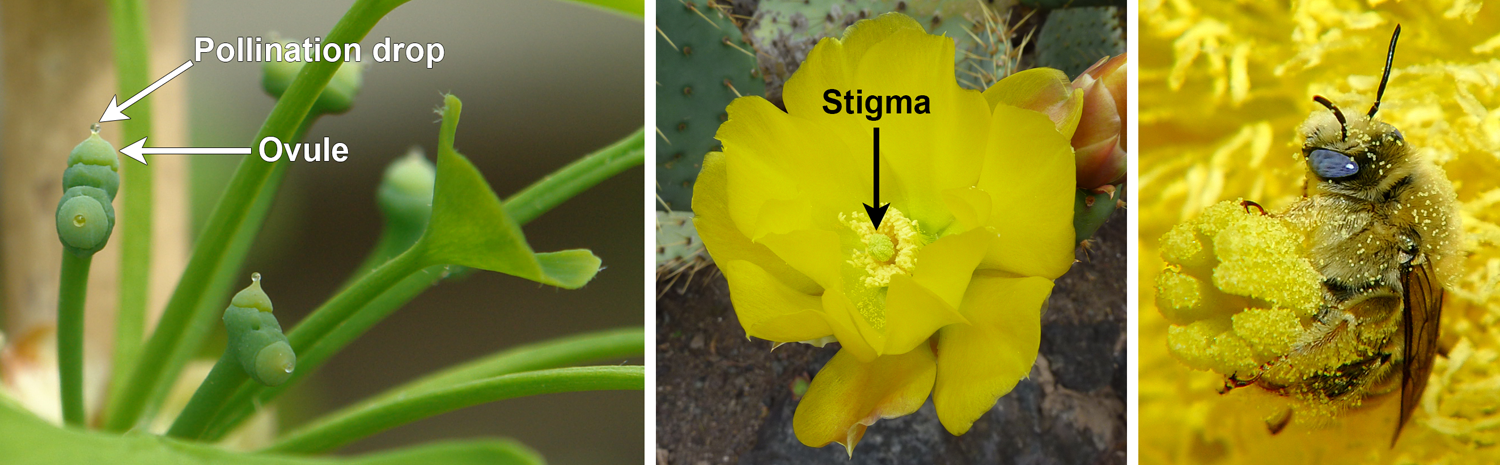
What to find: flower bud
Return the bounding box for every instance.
[1070,53,1128,189]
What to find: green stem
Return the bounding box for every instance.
[342,226,423,290]
[287,248,429,354]
[263,366,643,454]
[164,352,244,439]
[57,251,93,427]
[104,0,155,423]
[503,129,643,225]
[101,0,410,432]
[376,327,642,399]
[195,129,645,440]
[0,395,545,465]
[555,0,643,18]
[201,326,639,441]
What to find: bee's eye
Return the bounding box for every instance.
[1309,149,1359,179]
[1392,128,1404,141]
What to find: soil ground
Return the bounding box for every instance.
[656,209,1126,465]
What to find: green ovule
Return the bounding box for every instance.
[56,191,112,253]
[223,273,296,386]
[55,131,121,255]
[263,49,365,115]
[376,150,437,230]
[67,131,121,168]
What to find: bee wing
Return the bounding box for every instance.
[1395,258,1443,445]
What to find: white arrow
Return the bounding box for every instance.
[121,137,250,165]
[100,60,194,123]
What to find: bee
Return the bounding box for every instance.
[1223,25,1464,444]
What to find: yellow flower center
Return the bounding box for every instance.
[841,207,923,331]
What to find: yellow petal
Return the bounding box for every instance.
[882,274,967,355]
[718,98,865,238]
[779,13,990,230]
[793,345,936,454]
[820,289,880,362]
[852,37,988,228]
[941,186,992,232]
[836,12,928,62]
[747,197,813,239]
[693,152,820,294]
[719,260,834,343]
[933,275,1052,435]
[977,103,1077,279]
[911,226,994,309]
[757,229,844,290]
[983,67,1084,138]
[783,14,930,120]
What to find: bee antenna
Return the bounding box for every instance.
[1369,24,1400,118]
[1313,95,1348,142]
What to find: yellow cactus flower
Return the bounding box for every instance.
[693,12,1076,453]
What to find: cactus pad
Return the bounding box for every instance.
[657,211,712,294]
[1036,6,1124,78]
[657,0,765,212]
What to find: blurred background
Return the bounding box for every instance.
[0,0,643,463]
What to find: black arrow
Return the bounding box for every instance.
[863,127,889,228]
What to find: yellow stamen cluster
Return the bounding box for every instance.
[843,207,923,289]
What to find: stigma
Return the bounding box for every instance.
[844,207,922,289]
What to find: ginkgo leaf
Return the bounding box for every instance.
[417,94,601,289]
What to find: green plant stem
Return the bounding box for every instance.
[105,0,156,423]
[343,225,425,289]
[57,251,93,427]
[201,326,639,441]
[101,0,409,432]
[263,366,643,454]
[557,0,643,18]
[164,352,244,439]
[194,129,645,440]
[0,394,544,465]
[377,327,642,399]
[503,129,644,225]
[288,248,429,354]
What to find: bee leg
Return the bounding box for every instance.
[1219,370,1266,394]
[1240,200,1267,215]
[1220,347,1301,395]
[1266,408,1294,435]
